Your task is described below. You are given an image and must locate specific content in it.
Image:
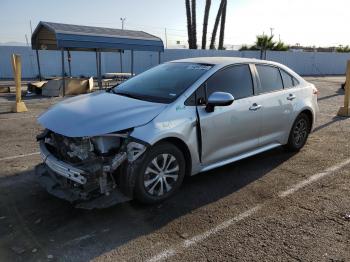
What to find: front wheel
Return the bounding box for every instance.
[133,142,186,204]
[284,113,311,152]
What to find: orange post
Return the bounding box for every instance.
[338,60,350,116]
[11,54,27,113]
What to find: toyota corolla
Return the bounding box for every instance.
[36,57,318,208]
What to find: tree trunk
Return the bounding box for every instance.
[202,0,211,49]
[209,0,225,49]
[218,0,227,50]
[191,0,197,49]
[185,0,193,48]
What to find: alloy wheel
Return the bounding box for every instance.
[143,153,179,197]
[293,118,308,146]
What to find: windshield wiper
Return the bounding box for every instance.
[115,92,141,100]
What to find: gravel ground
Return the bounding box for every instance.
[0,76,349,262]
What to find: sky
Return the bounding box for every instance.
[0,0,349,48]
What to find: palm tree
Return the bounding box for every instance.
[273,41,289,51]
[337,45,350,53]
[210,0,225,49]
[185,0,193,48]
[240,35,289,53]
[250,34,289,58]
[201,0,211,49]
[191,0,197,49]
[253,34,274,59]
[218,0,227,50]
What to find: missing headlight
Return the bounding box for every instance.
[91,136,121,155]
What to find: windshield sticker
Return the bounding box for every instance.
[176,105,186,111]
[186,65,212,70]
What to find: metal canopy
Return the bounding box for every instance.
[31,21,164,95]
[31,21,164,52]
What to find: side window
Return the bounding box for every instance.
[292,77,299,86]
[280,69,294,89]
[196,85,206,104]
[184,85,206,106]
[206,64,254,100]
[256,65,283,93]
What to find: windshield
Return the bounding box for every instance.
[113,62,212,103]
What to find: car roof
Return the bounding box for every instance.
[171,56,280,66]
[170,56,304,83]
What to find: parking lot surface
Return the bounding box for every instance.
[0,76,349,262]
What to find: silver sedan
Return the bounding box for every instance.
[36,57,318,208]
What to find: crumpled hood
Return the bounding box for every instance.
[38,92,167,137]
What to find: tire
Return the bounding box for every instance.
[284,113,311,152]
[132,142,186,204]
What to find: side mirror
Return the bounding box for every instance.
[205,92,234,112]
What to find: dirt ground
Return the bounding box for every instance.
[0,76,349,262]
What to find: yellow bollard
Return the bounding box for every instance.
[11,54,27,113]
[338,60,350,116]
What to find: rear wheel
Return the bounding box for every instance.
[284,113,311,152]
[133,142,186,204]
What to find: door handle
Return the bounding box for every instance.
[287,94,296,100]
[249,103,262,111]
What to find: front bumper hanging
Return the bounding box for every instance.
[39,141,87,184]
[36,164,131,209]
[36,141,132,209]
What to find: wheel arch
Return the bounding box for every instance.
[299,108,314,131]
[153,137,192,176]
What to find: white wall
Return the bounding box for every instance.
[1,46,350,79]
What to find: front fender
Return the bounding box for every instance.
[130,107,201,175]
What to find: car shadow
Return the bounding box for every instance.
[317,87,344,101]
[313,115,349,132]
[0,147,295,261]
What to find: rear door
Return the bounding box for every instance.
[254,64,292,146]
[197,64,262,166]
[280,68,301,118]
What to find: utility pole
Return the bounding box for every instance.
[270,27,274,37]
[119,18,126,74]
[164,28,168,49]
[120,18,126,30]
[30,20,33,36]
[25,34,29,46]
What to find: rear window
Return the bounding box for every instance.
[280,69,299,88]
[292,77,299,86]
[256,65,283,93]
[280,69,294,88]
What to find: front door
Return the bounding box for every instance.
[198,64,262,166]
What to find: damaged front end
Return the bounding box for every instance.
[36,129,147,209]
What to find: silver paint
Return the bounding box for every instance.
[38,91,167,137]
[38,57,319,179]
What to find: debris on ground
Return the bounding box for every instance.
[47,254,54,259]
[34,218,42,224]
[177,231,189,239]
[11,246,26,254]
[31,248,38,253]
[342,213,350,221]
